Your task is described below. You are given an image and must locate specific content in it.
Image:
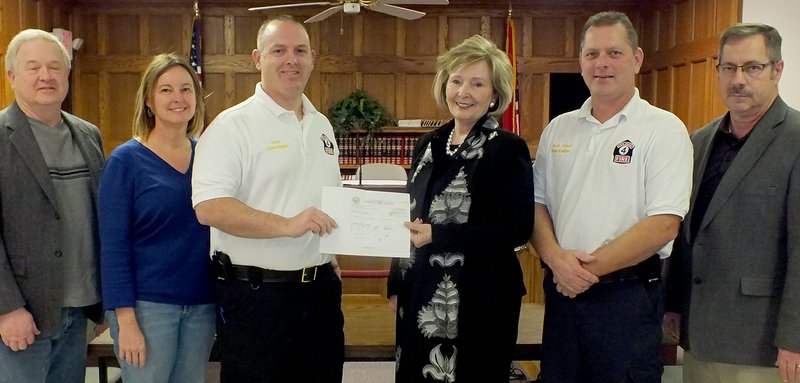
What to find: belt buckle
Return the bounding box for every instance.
[301,266,317,283]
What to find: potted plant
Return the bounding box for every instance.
[328,89,395,136]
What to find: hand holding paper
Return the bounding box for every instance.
[320,186,410,258]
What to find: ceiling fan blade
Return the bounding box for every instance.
[305,5,345,23]
[367,3,425,20]
[379,0,448,5]
[248,2,335,12]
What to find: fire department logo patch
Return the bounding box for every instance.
[613,140,635,164]
[320,134,335,155]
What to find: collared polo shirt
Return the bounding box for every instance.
[533,89,693,258]
[193,83,341,270]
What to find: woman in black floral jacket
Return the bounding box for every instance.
[388,34,535,383]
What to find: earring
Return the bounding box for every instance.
[489,100,496,108]
[146,107,153,117]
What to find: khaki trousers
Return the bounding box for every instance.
[684,350,786,383]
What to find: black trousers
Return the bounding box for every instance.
[215,268,344,383]
[539,273,664,383]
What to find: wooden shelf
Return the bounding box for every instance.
[343,127,433,134]
[340,164,411,170]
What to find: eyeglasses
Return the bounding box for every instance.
[716,62,774,77]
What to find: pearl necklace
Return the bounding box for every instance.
[445,128,461,156]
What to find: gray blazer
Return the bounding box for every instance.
[667,97,800,366]
[0,102,104,336]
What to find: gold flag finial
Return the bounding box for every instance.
[194,0,200,18]
[508,4,512,18]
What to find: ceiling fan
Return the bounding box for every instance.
[249,0,449,23]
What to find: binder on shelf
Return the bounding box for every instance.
[397,119,446,128]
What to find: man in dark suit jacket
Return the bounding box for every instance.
[0,29,104,383]
[665,23,800,383]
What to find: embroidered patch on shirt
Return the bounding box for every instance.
[613,140,635,164]
[320,134,335,155]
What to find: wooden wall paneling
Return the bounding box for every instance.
[641,8,658,54]
[105,73,140,150]
[224,14,234,55]
[694,0,715,40]
[490,16,505,48]
[658,4,676,52]
[532,16,566,57]
[202,73,226,124]
[520,73,548,155]
[675,0,695,46]
[522,16,533,57]
[656,66,673,111]
[20,0,37,30]
[363,74,397,117]
[437,15,447,54]
[688,59,710,131]
[107,15,140,55]
[363,15,395,56]
[715,0,740,35]
[138,12,147,55]
[565,16,576,58]
[37,1,52,30]
[639,70,656,105]
[233,73,259,105]
[74,72,100,128]
[319,16,354,55]
[405,74,446,120]
[709,64,728,120]
[573,13,594,58]
[202,16,225,55]
[233,15,263,55]
[322,73,356,112]
[673,64,691,124]
[405,17,438,56]
[447,17,481,49]
[308,70,321,113]
[75,13,97,55]
[148,14,184,55]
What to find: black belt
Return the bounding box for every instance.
[597,254,661,284]
[229,263,331,284]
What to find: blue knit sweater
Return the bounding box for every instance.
[99,139,213,310]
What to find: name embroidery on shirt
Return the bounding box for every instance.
[613,140,635,164]
[551,143,571,154]
[266,140,289,151]
[320,134,335,155]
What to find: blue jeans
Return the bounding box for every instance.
[108,301,215,383]
[0,307,88,383]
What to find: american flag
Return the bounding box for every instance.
[189,0,203,86]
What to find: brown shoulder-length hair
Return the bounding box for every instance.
[132,53,205,139]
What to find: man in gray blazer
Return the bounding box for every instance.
[664,23,800,383]
[0,29,104,382]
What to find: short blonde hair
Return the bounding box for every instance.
[432,35,514,119]
[132,53,205,139]
[5,29,71,73]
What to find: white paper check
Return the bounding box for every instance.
[320,186,410,258]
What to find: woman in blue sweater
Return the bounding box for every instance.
[99,53,214,382]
